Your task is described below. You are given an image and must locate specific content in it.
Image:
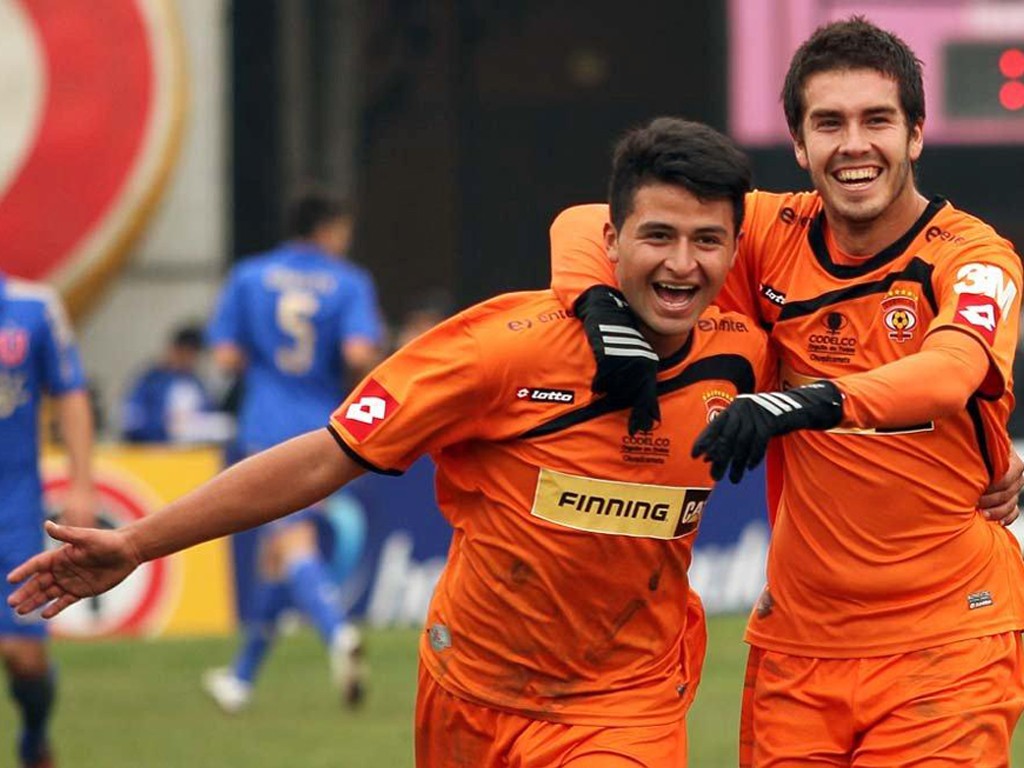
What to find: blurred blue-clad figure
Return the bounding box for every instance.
[202,189,384,713]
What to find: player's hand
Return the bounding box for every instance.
[692,382,844,483]
[978,448,1023,526]
[573,285,660,435]
[6,521,142,619]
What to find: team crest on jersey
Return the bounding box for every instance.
[0,327,28,367]
[881,288,919,343]
[702,389,733,423]
[340,378,399,441]
[0,372,30,418]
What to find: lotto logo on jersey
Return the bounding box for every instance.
[953,263,1017,318]
[516,387,575,403]
[955,294,999,345]
[340,379,399,441]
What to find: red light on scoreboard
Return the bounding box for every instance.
[945,41,1024,118]
[1001,81,1024,112]
[999,48,1024,80]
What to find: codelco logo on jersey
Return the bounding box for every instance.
[341,379,400,441]
[531,468,710,539]
[953,263,1017,320]
[807,312,857,364]
[620,431,671,465]
[41,469,173,638]
[516,387,575,404]
[0,327,28,367]
[702,389,733,423]
[881,288,919,343]
[0,0,185,318]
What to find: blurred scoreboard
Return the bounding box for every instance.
[729,0,1024,145]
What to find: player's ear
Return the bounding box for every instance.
[908,119,924,163]
[603,221,620,264]
[727,237,739,269]
[793,132,809,170]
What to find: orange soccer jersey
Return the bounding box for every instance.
[329,290,771,726]
[550,194,1024,659]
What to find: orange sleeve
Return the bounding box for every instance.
[549,204,617,309]
[835,329,989,430]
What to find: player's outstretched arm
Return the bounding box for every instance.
[8,428,362,617]
[692,382,844,483]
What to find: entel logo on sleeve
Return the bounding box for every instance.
[341,379,399,441]
[954,293,999,345]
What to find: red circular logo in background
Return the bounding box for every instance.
[43,469,175,638]
[0,0,185,318]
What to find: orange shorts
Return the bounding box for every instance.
[679,588,707,711]
[415,664,688,768]
[739,632,1024,767]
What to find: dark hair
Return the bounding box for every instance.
[286,189,353,239]
[782,16,925,136]
[171,324,205,351]
[608,117,751,233]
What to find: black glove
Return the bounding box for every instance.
[573,285,660,436]
[691,381,844,483]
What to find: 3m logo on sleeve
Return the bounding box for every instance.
[953,263,1017,318]
[340,379,399,441]
[530,468,710,539]
[955,294,999,345]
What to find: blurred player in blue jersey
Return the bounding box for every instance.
[202,190,384,712]
[0,274,96,768]
[120,324,229,444]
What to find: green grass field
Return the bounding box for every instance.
[2,616,1022,766]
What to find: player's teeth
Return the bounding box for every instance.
[836,168,879,182]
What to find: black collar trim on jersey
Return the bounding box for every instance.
[778,257,938,322]
[520,354,756,440]
[809,196,947,279]
[657,333,695,371]
[326,424,404,476]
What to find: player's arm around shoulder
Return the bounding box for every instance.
[549,204,616,308]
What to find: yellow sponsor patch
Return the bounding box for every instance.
[530,468,709,539]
